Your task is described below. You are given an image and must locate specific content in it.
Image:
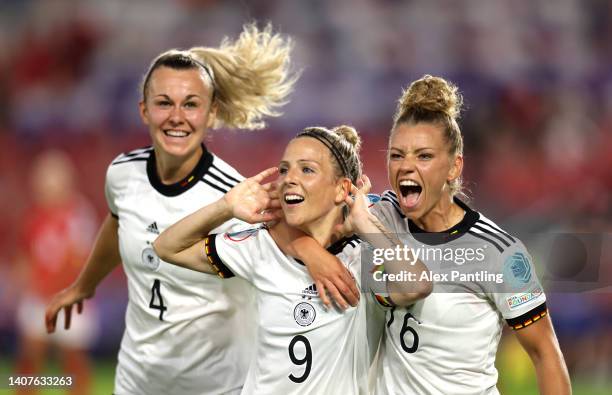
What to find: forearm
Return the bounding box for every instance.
[154,198,231,265]
[531,344,571,394]
[74,214,122,295]
[357,213,432,305]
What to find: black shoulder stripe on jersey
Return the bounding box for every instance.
[472,224,512,247]
[204,172,237,189]
[381,196,405,218]
[204,234,235,279]
[506,302,547,330]
[467,230,504,253]
[476,219,516,243]
[111,157,149,166]
[124,146,153,157]
[327,235,361,255]
[201,177,229,194]
[384,190,398,199]
[211,163,241,184]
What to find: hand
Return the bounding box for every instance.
[335,183,371,238]
[305,254,360,310]
[224,167,282,223]
[45,284,93,333]
[268,221,359,309]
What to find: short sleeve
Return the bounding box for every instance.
[487,241,548,330]
[204,227,262,283]
[104,162,119,217]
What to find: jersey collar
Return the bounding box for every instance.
[147,144,213,197]
[407,197,479,245]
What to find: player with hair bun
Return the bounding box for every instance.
[154,124,431,394]
[45,23,301,395]
[366,75,571,394]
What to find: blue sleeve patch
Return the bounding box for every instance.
[367,193,381,207]
[503,252,532,288]
[224,227,259,242]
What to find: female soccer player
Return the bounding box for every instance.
[367,75,571,394]
[44,24,304,395]
[153,125,432,394]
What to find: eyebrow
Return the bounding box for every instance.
[153,94,202,100]
[389,146,435,153]
[279,159,321,166]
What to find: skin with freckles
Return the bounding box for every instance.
[388,122,464,232]
[139,66,216,184]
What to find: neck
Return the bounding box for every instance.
[155,146,203,185]
[300,208,344,248]
[413,194,465,232]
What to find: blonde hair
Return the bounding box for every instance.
[392,74,465,196]
[142,23,299,130]
[296,124,362,184]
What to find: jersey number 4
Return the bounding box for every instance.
[288,335,312,383]
[149,279,167,321]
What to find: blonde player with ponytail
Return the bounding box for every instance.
[45,24,300,395]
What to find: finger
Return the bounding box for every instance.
[257,211,282,223]
[77,300,83,314]
[315,280,331,308]
[252,167,278,184]
[335,277,359,307]
[266,198,282,210]
[340,270,361,304]
[323,280,349,310]
[64,305,73,330]
[360,174,372,194]
[45,307,58,333]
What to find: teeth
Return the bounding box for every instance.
[284,194,304,203]
[399,180,419,187]
[165,130,188,137]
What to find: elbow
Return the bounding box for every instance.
[152,238,172,263]
[390,281,433,307]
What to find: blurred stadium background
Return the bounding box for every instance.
[0,0,610,393]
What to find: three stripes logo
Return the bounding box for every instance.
[301,284,318,300]
[146,222,160,235]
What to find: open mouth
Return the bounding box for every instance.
[284,193,305,206]
[163,130,190,138]
[398,179,422,209]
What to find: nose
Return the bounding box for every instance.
[168,105,185,125]
[398,156,416,173]
[282,166,299,186]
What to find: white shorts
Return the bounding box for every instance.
[17,294,99,349]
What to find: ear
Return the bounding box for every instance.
[138,100,149,126]
[448,154,463,182]
[335,178,352,204]
[206,101,218,129]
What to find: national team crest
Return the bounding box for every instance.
[504,252,532,288]
[293,302,316,326]
[141,246,161,271]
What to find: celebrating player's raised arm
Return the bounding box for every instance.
[153,167,280,273]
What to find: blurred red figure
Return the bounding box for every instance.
[14,150,98,395]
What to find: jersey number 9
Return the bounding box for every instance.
[288,335,312,383]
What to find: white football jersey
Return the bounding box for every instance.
[370,191,547,395]
[205,226,369,395]
[105,145,255,395]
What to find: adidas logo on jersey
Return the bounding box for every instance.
[146,222,160,234]
[301,284,318,300]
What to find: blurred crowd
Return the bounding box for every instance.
[0,0,610,391]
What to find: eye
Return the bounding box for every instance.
[279,166,288,175]
[184,101,199,108]
[418,153,433,160]
[389,152,402,160]
[302,166,314,174]
[155,100,171,107]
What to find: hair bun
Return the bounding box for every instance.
[332,124,361,151]
[398,74,462,120]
